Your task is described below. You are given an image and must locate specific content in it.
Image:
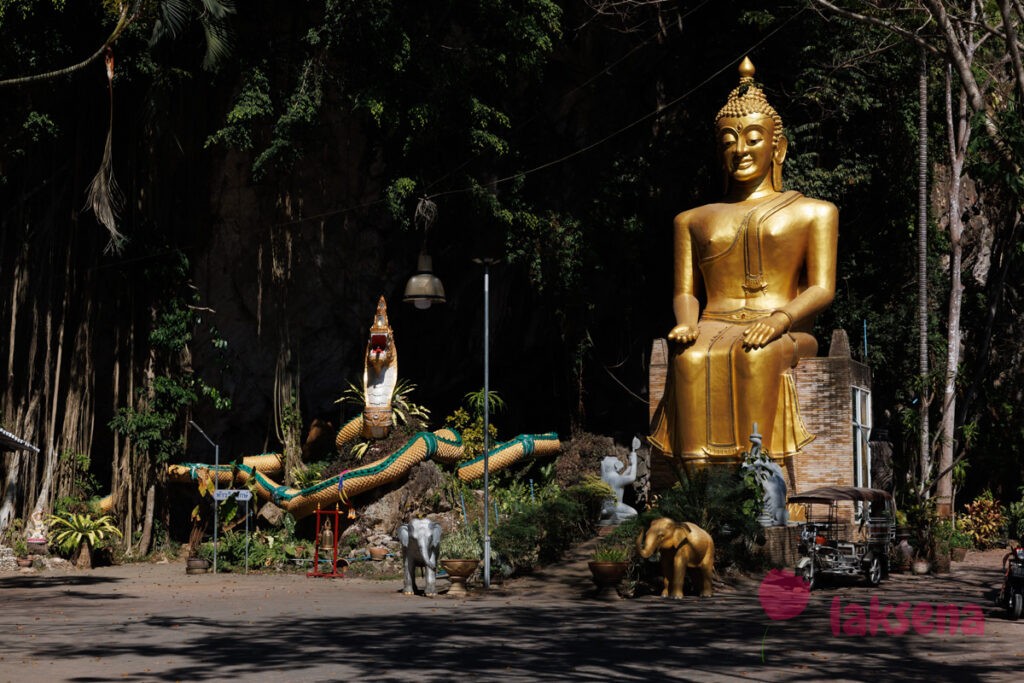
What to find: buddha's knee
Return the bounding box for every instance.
[676,347,708,378]
[732,341,784,379]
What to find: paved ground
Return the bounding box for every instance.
[0,545,1017,682]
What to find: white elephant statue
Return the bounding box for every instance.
[398,518,442,596]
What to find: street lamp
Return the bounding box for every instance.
[189,420,219,574]
[402,252,446,309]
[473,257,499,589]
[403,198,446,309]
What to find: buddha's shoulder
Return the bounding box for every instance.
[673,203,724,225]
[787,193,838,220]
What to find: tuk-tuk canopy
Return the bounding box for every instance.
[789,486,894,506]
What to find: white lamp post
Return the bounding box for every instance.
[473,257,499,588]
[189,420,219,574]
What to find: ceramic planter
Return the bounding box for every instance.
[588,561,628,600]
[441,559,479,595]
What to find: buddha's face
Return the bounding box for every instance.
[717,113,776,187]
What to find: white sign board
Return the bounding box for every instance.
[213,489,252,501]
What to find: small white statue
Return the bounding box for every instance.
[599,437,639,525]
[25,510,47,543]
[741,424,789,527]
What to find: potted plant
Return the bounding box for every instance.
[934,519,973,563]
[894,510,911,541]
[47,512,122,569]
[13,536,33,568]
[589,544,629,600]
[186,514,210,574]
[439,524,482,595]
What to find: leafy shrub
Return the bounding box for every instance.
[440,523,483,560]
[490,483,603,577]
[959,490,1006,549]
[1005,487,1024,541]
[593,545,628,562]
[645,466,762,570]
[47,512,122,556]
[933,519,973,552]
[291,460,329,488]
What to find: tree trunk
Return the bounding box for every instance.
[917,47,931,496]
[75,541,93,570]
[937,64,971,519]
[135,484,155,556]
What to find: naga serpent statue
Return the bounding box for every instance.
[156,296,560,519]
[361,295,398,439]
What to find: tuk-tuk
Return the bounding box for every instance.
[789,486,896,589]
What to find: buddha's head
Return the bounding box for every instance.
[715,57,787,194]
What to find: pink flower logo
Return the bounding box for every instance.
[758,569,811,621]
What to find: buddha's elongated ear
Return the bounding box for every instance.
[772,135,788,191]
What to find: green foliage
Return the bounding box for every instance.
[384,177,418,227]
[592,545,628,563]
[2,518,27,556]
[444,407,497,461]
[291,460,328,489]
[109,269,230,464]
[463,389,506,418]
[0,0,64,21]
[933,519,973,552]
[1005,487,1024,541]
[489,482,605,577]
[47,512,122,556]
[205,67,272,150]
[12,535,29,558]
[960,490,1006,549]
[337,379,431,429]
[150,0,236,70]
[53,450,101,515]
[647,466,762,569]
[196,517,307,572]
[440,523,483,560]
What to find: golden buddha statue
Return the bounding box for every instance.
[651,57,838,468]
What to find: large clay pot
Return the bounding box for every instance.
[951,546,968,562]
[186,557,211,575]
[369,547,388,561]
[441,559,480,595]
[588,561,628,600]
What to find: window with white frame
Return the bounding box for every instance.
[852,386,872,489]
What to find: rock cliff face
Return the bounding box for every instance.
[187,147,576,461]
[189,136,422,457]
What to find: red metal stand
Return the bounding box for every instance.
[307,508,346,578]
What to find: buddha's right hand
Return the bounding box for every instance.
[667,324,698,345]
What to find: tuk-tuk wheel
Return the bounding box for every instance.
[865,555,882,587]
[798,563,816,591]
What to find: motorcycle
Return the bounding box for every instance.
[1002,546,1024,620]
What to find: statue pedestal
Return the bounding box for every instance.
[648,330,872,528]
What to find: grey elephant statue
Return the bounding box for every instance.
[398,518,442,596]
[637,517,715,598]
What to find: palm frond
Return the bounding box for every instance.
[85,126,126,253]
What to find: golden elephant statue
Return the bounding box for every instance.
[637,517,715,598]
